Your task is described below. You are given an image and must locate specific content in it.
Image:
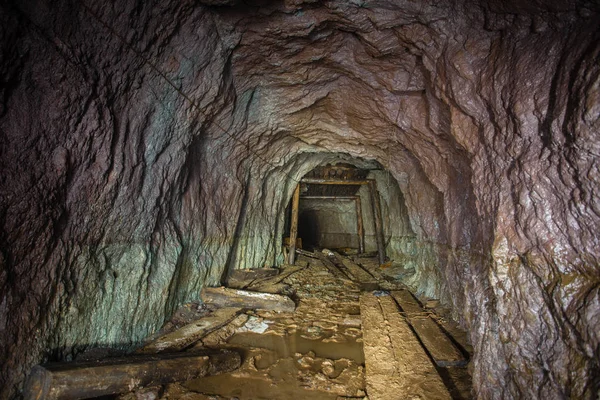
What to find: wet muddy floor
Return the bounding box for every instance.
[121,252,472,400]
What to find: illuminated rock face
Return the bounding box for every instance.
[0,0,598,398]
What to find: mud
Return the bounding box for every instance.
[144,254,472,400]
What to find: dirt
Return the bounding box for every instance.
[121,254,472,400]
[182,256,367,399]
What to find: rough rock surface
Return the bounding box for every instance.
[1,0,599,399]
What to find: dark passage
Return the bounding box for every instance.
[297,209,320,249]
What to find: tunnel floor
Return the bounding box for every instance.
[123,251,472,400]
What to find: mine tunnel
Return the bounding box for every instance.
[1,0,599,399]
[294,164,375,251]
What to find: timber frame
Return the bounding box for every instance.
[288,178,386,265]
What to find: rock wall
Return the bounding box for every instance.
[1,0,598,398]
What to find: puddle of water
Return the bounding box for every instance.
[186,368,341,400]
[228,329,365,364]
[184,323,366,399]
[186,344,364,400]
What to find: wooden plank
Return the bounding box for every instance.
[23,350,241,400]
[201,287,296,313]
[226,268,279,289]
[300,178,371,185]
[368,181,386,265]
[288,183,301,265]
[246,282,292,295]
[250,265,305,287]
[409,319,466,367]
[238,265,304,296]
[351,259,405,291]
[335,254,375,283]
[391,291,465,367]
[138,307,244,354]
[391,290,422,314]
[300,196,357,200]
[360,293,451,400]
[355,196,365,254]
[315,252,351,280]
[294,247,319,259]
[284,246,319,259]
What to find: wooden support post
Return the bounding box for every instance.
[288,183,301,265]
[23,350,241,400]
[368,180,386,265]
[355,196,365,254]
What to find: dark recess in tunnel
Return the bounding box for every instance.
[285,162,374,252]
[297,209,320,250]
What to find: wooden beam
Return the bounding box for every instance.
[315,252,351,280]
[360,292,451,400]
[331,252,378,290]
[288,183,301,265]
[201,287,296,313]
[355,196,365,254]
[300,196,357,200]
[137,307,244,354]
[23,350,241,400]
[300,178,372,185]
[292,247,319,259]
[368,180,386,265]
[226,269,280,289]
[391,291,466,367]
[249,265,306,288]
[333,253,375,284]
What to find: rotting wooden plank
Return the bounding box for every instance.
[360,292,452,400]
[409,319,466,367]
[138,307,244,354]
[328,253,356,279]
[391,290,422,314]
[335,253,375,283]
[201,287,296,313]
[391,290,466,367]
[300,178,371,185]
[300,195,358,200]
[227,268,279,289]
[315,252,351,280]
[295,259,310,268]
[351,259,405,291]
[353,259,386,281]
[360,293,398,395]
[377,295,453,398]
[249,265,305,288]
[246,282,292,296]
[288,183,301,265]
[293,247,319,259]
[23,350,241,400]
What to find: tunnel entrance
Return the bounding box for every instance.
[285,163,386,264]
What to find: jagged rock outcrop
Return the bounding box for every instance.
[1,0,598,398]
